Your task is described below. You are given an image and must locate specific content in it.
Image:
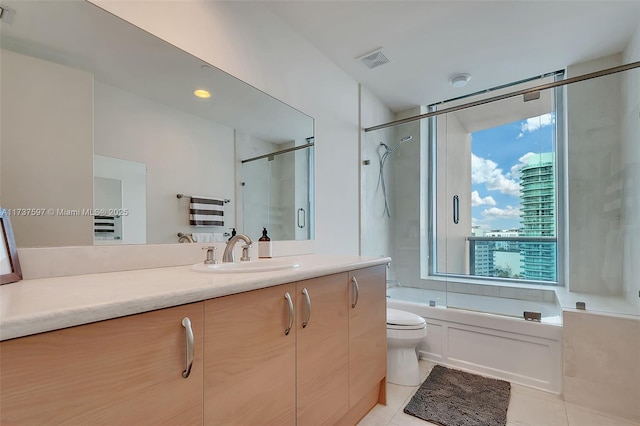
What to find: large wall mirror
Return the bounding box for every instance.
[0,0,314,248]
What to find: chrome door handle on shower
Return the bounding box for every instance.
[453,195,460,224]
[297,208,306,228]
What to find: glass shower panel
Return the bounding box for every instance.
[561,68,639,317]
[241,146,312,241]
[362,120,445,308]
[241,157,271,239]
[432,80,561,321]
[368,64,639,321]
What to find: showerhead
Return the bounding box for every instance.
[380,135,414,155]
[377,134,415,218]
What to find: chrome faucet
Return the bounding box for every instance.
[202,246,218,265]
[222,234,253,263]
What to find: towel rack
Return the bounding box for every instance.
[177,194,230,203]
[178,232,231,238]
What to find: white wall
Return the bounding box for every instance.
[0,49,93,247]
[621,25,640,307]
[90,0,360,255]
[94,81,235,244]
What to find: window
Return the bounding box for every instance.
[428,72,564,285]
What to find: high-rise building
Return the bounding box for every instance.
[519,152,556,281]
[473,240,494,277]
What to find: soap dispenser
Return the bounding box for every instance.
[258,228,272,258]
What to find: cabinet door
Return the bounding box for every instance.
[348,265,387,407]
[0,303,204,425]
[296,273,349,425]
[204,283,296,426]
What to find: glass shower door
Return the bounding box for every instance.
[431,77,561,320]
[241,145,313,241]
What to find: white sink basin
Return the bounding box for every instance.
[190,259,301,274]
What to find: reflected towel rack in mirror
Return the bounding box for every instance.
[176,194,230,203]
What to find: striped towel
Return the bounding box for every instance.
[189,196,224,227]
[94,216,115,233]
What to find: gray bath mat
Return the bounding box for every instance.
[404,365,510,426]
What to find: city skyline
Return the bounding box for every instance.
[471,112,556,233]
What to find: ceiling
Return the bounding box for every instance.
[265,1,640,113]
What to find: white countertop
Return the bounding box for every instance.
[0,254,390,341]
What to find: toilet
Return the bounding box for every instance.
[386,308,427,386]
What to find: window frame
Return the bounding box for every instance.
[424,72,567,287]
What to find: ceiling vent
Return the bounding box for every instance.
[359,49,390,70]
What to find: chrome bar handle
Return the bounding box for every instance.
[297,208,306,228]
[302,288,311,328]
[284,292,294,335]
[351,277,360,308]
[453,195,460,224]
[181,317,194,378]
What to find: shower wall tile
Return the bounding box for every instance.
[562,310,640,423]
[567,55,624,297]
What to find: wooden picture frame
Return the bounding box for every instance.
[1,208,22,285]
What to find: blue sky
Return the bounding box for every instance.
[470,113,555,232]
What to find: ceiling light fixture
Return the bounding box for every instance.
[450,73,471,88]
[193,89,211,99]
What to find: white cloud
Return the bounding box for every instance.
[517,113,555,138]
[481,205,521,220]
[471,190,496,207]
[509,152,536,179]
[471,153,520,196]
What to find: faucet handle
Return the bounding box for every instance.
[240,244,252,262]
[202,246,218,265]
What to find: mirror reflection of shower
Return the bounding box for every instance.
[240,143,313,241]
[378,135,413,217]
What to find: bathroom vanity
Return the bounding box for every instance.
[0,255,388,425]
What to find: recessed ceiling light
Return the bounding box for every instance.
[450,73,471,88]
[193,89,211,99]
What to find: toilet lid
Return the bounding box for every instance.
[387,308,426,327]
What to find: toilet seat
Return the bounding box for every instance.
[387,308,426,330]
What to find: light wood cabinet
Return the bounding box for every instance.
[295,273,350,425]
[203,283,297,425]
[0,265,387,426]
[0,302,204,426]
[204,273,351,426]
[348,265,387,408]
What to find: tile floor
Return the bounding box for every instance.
[358,360,639,426]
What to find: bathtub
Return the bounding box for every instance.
[387,286,563,393]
